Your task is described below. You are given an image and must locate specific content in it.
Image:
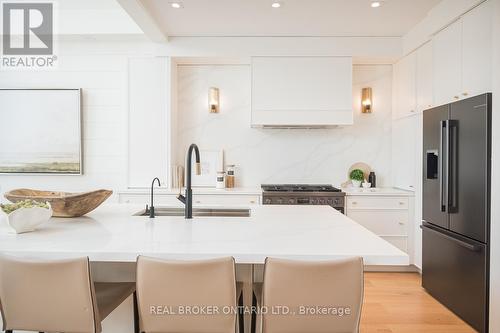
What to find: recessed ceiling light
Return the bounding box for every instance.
[371,1,381,8]
[170,2,182,9]
[271,2,282,8]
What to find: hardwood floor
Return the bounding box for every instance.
[360,272,477,333]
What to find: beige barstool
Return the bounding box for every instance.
[255,257,364,333]
[136,256,240,333]
[0,254,137,333]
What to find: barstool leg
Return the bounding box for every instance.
[133,291,140,333]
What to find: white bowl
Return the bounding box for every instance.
[0,203,52,234]
[362,182,372,189]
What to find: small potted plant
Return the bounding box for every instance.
[350,169,364,188]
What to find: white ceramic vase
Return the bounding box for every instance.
[351,179,362,188]
[0,204,52,234]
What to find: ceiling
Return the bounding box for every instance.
[140,0,442,37]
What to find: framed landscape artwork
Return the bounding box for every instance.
[0,89,82,174]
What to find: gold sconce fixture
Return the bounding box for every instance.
[209,87,220,113]
[361,87,373,113]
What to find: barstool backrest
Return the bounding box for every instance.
[136,256,237,333]
[262,257,364,333]
[0,254,100,333]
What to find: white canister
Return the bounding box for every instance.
[216,171,226,189]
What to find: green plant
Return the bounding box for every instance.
[0,200,49,214]
[350,169,364,182]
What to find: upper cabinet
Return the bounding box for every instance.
[392,51,417,119]
[461,0,493,98]
[432,20,462,106]
[392,41,433,119]
[416,42,433,112]
[251,56,353,128]
[432,1,492,106]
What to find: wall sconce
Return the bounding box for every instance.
[209,87,220,113]
[361,87,373,113]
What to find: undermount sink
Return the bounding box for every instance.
[133,207,251,217]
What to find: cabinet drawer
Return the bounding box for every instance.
[347,196,408,210]
[347,210,408,236]
[381,236,408,253]
[193,195,260,206]
[119,194,179,205]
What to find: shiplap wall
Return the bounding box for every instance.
[0,38,164,201]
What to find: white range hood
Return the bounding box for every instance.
[251,56,353,128]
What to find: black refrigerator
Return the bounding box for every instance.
[422,93,491,333]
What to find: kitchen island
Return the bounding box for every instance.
[0,204,407,265]
[0,204,408,333]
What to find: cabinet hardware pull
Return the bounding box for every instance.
[454,96,459,99]
[352,202,357,204]
[462,92,468,96]
[399,222,405,225]
[399,202,404,205]
[250,200,255,204]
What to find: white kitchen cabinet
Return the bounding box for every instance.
[193,194,260,206]
[432,20,462,106]
[391,115,417,191]
[118,191,260,206]
[128,58,169,188]
[462,0,493,97]
[392,52,417,119]
[346,195,413,253]
[251,56,352,127]
[432,0,493,106]
[416,42,434,112]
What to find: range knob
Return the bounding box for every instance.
[264,198,272,204]
[277,198,283,204]
[327,199,333,205]
[288,198,295,204]
[310,199,317,204]
[319,199,325,204]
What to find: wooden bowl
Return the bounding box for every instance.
[4,189,112,218]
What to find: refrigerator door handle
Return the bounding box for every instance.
[421,225,480,252]
[440,120,447,212]
[448,120,459,213]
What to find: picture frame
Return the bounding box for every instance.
[0,88,82,175]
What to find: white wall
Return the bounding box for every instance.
[174,64,393,187]
[0,39,160,200]
[489,0,500,330]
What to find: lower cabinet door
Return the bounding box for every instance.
[347,210,408,236]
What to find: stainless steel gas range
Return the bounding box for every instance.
[261,184,345,214]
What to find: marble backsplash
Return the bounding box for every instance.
[174,64,393,188]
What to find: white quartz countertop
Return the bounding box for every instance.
[0,204,408,265]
